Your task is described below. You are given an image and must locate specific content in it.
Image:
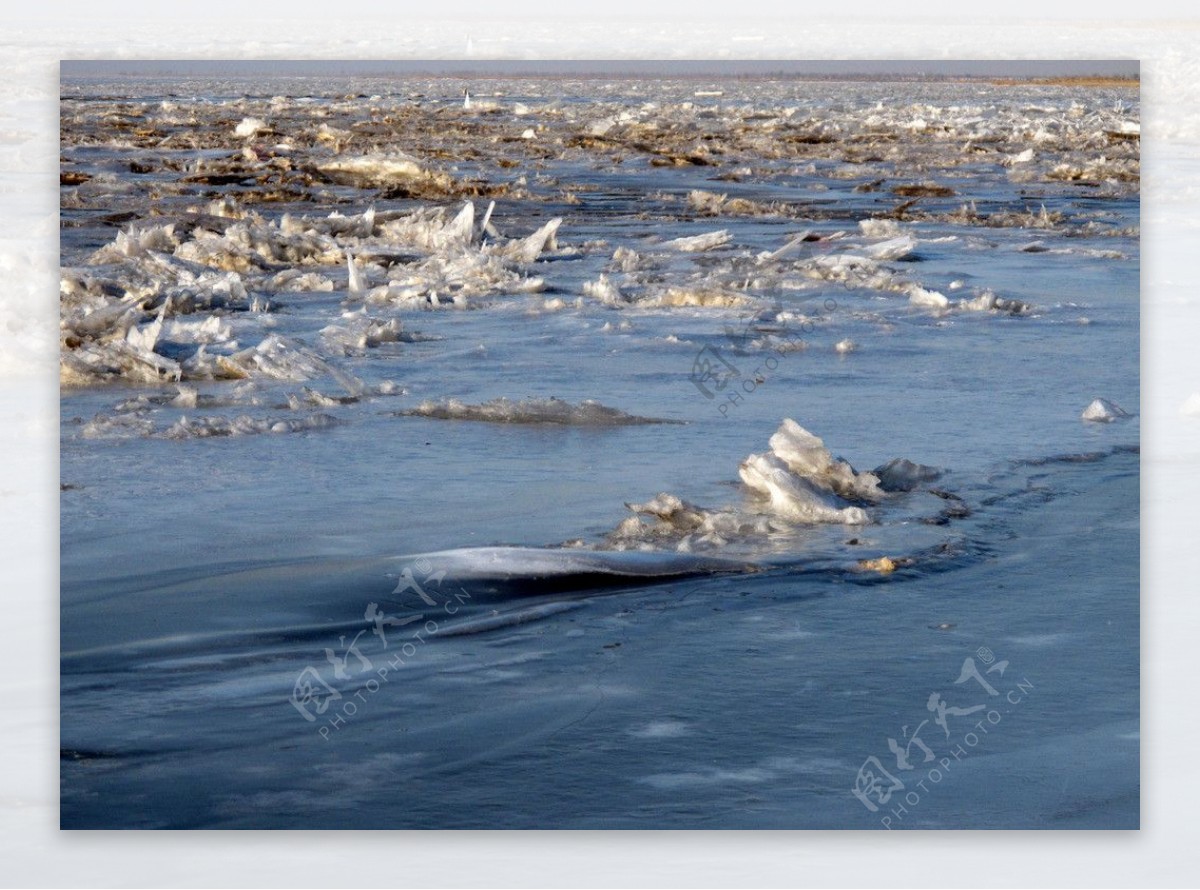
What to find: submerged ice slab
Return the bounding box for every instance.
[399,397,675,426]
[398,546,755,584]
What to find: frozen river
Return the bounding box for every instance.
[59,74,1139,828]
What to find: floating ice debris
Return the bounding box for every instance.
[499,218,562,264]
[588,117,617,137]
[664,230,732,252]
[263,269,334,293]
[609,419,897,539]
[835,339,857,354]
[287,386,359,410]
[479,201,496,240]
[87,223,179,263]
[957,290,1032,315]
[755,231,816,264]
[609,246,651,272]
[582,274,627,305]
[858,556,898,574]
[803,254,892,289]
[646,287,752,309]
[318,151,421,184]
[399,397,675,426]
[80,412,157,439]
[317,152,454,193]
[62,328,183,387]
[234,117,267,139]
[162,413,339,439]
[346,251,363,296]
[687,190,778,218]
[171,385,199,408]
[907,285,950,310]
[611,493,776,551]
[865,234,918,261]
[759,419,885,504]
[1081,398,1130,423]
[123,302,167,354]
[320,313,415,353]
[739,454,872,524]
[443,202,476,247]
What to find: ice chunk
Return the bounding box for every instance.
[346,251,363,296]
[124,302,166,353]
[611,494,775,552]
[262,270,334,293]
[803,254,892,289]
[664,230,731,252]
[317,152,452,192]
[764,419,884,503]
[957,290,1031,315]
[171,385,199,408]
[499,218,562,264]
[907,285,950,310]
[442,202,476,247]
[588,117,617,137]
[582,274,626,305]
[738,453,871,524]
[234,117,267,138]
[88,224,178,263]
[1081,398,1129,423]
[865,235,917,261]
[646,286,752,309]
[163,413,339,439]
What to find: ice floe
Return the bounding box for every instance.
[606,420,931,554]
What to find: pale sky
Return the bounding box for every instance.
[61,59,1138,79]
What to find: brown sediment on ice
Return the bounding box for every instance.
[60,76,1140,226]
[989,76,1139,88]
